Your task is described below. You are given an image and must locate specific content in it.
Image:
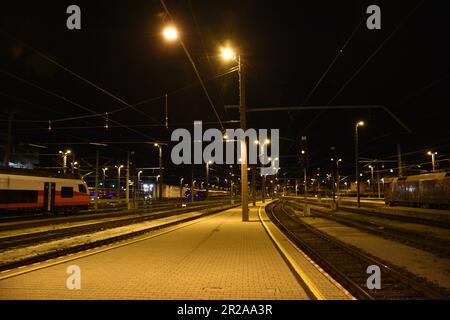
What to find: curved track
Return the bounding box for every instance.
[267,201,449,299]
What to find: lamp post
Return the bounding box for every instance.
[336,159,342,196]
[180,177,184,199]
[138,170,143,200]
[154,143,163,201]
[221,47,248,221]
[427,151,437,172]
[115,164,123,204]
[206,161,212,200]
[102,167,108,190]
[355,121,365,208]
[59,150,71,174]
[368,165,374,194]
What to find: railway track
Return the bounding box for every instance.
[284,196,450,229]
[0,199,226,231]
[267,201,449,299]
[0,200,236,250]
[283,199,450,257]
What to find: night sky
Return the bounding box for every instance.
[1,0,449,184]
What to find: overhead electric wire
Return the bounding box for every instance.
[0,66,238,124]
[0,68,159,142]
[187,0,228,117]
[0,28,161,124]
[301,0,422,135]
[159,0,225,131]
[326,0,425,106]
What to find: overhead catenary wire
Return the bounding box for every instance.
[0,68,160,143]
[0,66,238,125]
[159,0,225,131]
[0,28,161,125]
[301,0,423,134]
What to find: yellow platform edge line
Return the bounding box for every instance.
[258,206,327,300]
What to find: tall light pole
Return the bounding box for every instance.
[368,165,374,194]
[138,170,143,199]
[427,151,437,172]
[59,150,71,174]
[115,164,123,204]
[102,167,108,189]
[179,177,184,199]
[355,121,365,208]
[221,47,248,221]
[154,143,163,201]
[205,161,212,200]
[336,158,342,196]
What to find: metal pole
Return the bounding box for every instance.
[252,165,256,205]
[158,145,163,201]
[336,161,340,196]
[432,153,436,172]
[377,165,381,199]
[126,151,130,208]
[117,167,121,204]
[355,125,361,208]
[261,175,266,203]
[238,55,249,221]
[95,150,99,210]
[206,162,209,200]
[2,112,13,168]
[191,163,194,203]
[63,155,67,174]
[180,178,184,199]
[397,143,403,176]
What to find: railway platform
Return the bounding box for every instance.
[0,202,351,300]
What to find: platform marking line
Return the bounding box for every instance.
[0,209,232,281]
[258,206,326,300]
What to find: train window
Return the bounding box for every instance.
[0,190,38,204]
[78,184,87,194]
[61,187,74,198]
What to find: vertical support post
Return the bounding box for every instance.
[238,55,249,221]
[95,150,99,210]
[205,162,209,200]
[397,143,403,177]
[191,163,194,203]
[158,145,163,201]
[252,165,256,205]
[126,151,130,208]
[2,112,13,168]
[355,125,361,208]
[261,174,266,203]
[377,165,381,199]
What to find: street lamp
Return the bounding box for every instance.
[180,177,184,199]
[427,151,437,172]
[154,143,163,200]
[221,45,248,221]
[137,170,143,198]
[102,167,108,189]
[355,121,364,208]
[162,25,178,41]
[59,150,71,174]
[115,164,124,203]
[205,161,212,200]
[71,161,79,175]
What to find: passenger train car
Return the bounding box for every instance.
[0,170,90,213]
[385,172,450,208]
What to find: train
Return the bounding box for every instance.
[0,169,90,213]
[385,172,450,209]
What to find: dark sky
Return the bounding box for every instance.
[1,0,449,183]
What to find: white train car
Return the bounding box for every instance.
[0,171,90,212]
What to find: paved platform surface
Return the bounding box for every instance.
[0,203,349,300]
